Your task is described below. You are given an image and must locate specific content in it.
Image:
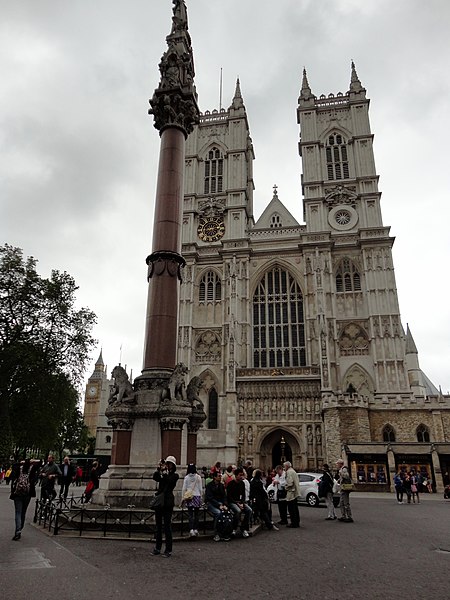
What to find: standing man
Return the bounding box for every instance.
[59,456,75,500]
[336,459,354,523]
[40,455,61,503]
[321,464,337,520]
[284,461,301,528]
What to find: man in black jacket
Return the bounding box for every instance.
[205,471,229,541]
[227,467,252,537]
[59,456,76,500]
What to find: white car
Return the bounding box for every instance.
[267,472,324,507]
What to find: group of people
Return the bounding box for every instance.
[393,470,428,504]
[8,454,98,541]
[150,456,355,558]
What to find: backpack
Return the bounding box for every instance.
[215,509,234,539]
[318,479,327,498]
[15,468,30,496]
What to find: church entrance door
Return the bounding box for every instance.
[258,429,300,471]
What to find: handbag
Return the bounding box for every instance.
[182,489,194,501]
[85,480,95,495]
[340,483,355,492]
[411,484,418,493]
[332,480,341,494]
[185,495,203,508]
[149,492,164,509]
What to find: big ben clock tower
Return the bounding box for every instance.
[83,350,113,456]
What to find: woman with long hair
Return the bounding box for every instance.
[181,463,203,537]
[10,458,40,540]
[152,456,179,558]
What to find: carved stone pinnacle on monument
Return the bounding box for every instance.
[148,0,200,137]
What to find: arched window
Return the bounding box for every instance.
[105,435,112,444]
[270,213,282,228]
[204,147,223,195]
[336,258,361,292]
[199,271,222,303]
[382,424,396,442]
[416,424,430,443]
[326,132,350,180]
[253,267,306,368]
[208,388,218,429]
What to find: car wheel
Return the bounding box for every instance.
[306,493,319,507]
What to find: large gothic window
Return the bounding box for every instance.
[326,133,350,180]
[253,267,306,368]
[416,424,430,443]
[382,424,396,442]
[199,271,222,303]
[204,147,223,195]
[336,258,361,292]
[208,388,218,429]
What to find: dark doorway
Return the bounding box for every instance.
[272,439,292,468]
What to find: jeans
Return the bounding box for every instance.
[187,507,200,531]
[277,499,288,522]
[325,492,336,518]
[228,502,252,531]
[207,504,223,533]
[340,491,352,519]
[14,496,31,535]
[154,506,174,553]
[395,487,404,503]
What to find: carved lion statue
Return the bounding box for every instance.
[164,362,188,402]
[186,376,204,410]
[108,365,135,405]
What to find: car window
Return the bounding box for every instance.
[298,474,314,482]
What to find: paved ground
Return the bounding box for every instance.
[0,484,449,600]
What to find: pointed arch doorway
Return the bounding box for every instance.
[258,428,301,471]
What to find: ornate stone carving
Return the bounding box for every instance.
[338,322,369,356]
[146,250,186,282]
[148,0,200,137]
[107,365,136,407]
[162,362,188,402]
[195,330,221,363]
[324,185,358,207]
[186,376,204,410]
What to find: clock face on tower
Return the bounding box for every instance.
[88,386,97,397]
[197,216,225,242]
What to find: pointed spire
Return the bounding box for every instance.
[299,67,313,101]
[96,348,104,366]
[349,60,365,94]
[405,323,418,354]
[230,77,244,109]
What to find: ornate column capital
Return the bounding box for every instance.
[146,250,186,282]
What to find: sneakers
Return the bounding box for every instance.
[213,534,221,542]
[231,530,237,537]
[271,524,279,531]
[189,529,195,537]
[194,529,199,536]
[161,552,172,558]
[242,530,250,538]
[151,549,160,556]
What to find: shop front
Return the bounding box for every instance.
[347,452,390,492]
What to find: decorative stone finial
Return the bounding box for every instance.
[230,77,245,110]
[273,184,279,199]
[148,0,200,137]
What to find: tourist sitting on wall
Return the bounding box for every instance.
[226,467,252,538]
[205,470,229,541]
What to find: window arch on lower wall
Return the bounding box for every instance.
[416,424,430,443]
[252,266,306,368]
[196,369,220,430]
[382,424,396,442]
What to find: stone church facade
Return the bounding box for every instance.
[177,65,450,491]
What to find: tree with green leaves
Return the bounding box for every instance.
[0,244,97,460]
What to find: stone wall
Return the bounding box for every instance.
[369,410,434,442]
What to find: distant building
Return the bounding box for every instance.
[177,66,450,490]
[83,350,113,457]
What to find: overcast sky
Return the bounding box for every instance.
[2,0,449,395]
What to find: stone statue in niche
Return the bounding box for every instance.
[239,426,244,444]
[307,425,313,446]
[255,400,261,416]
[239,401,244,417]
[315,425,322,449]
[264,400,269,416]
[247,426,253,445]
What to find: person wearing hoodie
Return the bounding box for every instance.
[181,463,203,537]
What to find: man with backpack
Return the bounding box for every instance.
[205,471,232,541]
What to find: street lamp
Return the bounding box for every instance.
[280,435,286,463]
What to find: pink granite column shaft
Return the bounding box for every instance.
[143,127,185,371]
